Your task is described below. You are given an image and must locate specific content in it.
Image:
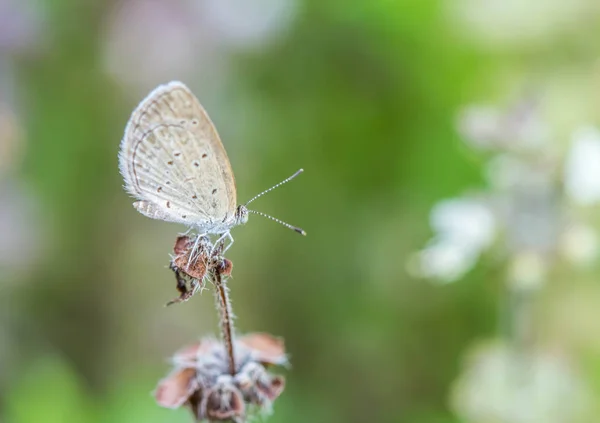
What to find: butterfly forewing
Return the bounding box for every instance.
[119,82,237,227]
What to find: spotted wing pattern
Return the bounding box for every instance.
[119,81,237,227]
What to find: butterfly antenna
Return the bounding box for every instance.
[247,209,306,236]
[244,169,304,206]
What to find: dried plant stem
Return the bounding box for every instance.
[212,269,236,375]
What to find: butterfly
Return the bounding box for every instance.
[118,81,305,252]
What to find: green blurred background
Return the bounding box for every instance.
[2,0,600,422]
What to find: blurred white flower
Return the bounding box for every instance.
[560,222,599,266]
[416,104,600,285]
[458,101,549,152]
[457,105,503,150]
[564,126,600,205]
[412,238,479,283]
[502,181,560,254]
[410,198,496,282]
[452,341,592,423]
[431,198,496,253]
[486,154,527,190]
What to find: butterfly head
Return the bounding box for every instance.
[235,205,249,226]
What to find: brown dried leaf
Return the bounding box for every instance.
[173,339,218,364]
[239,333,287,366]
[155,367,199,409]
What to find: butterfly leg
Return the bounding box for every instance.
[222,232,234,253]
[213,231,234,255]
[187,233,207,268]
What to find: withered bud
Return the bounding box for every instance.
[155,333,287,422]
[202,376,245,422]
[167,235,233,306]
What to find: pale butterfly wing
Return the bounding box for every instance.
[119,81,237,227]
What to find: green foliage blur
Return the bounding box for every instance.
[2,1,600,423]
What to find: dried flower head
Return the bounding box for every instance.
[155,333,287,422]
[167,235,233,306]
